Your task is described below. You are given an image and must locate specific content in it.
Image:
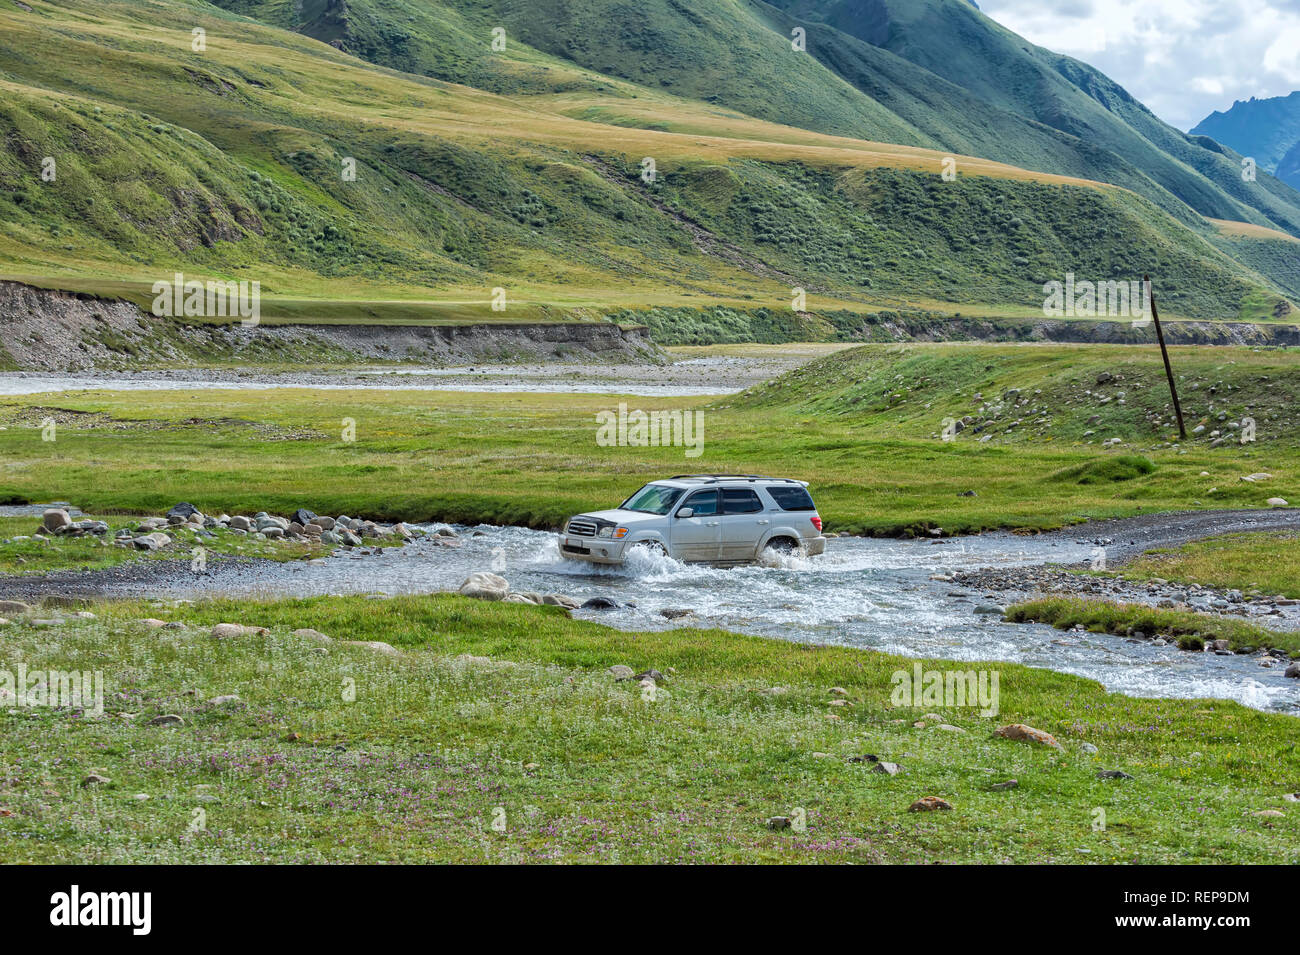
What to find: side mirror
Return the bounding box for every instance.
[676,507,694,519]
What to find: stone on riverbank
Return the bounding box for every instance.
[458,572,509,600]
[210,623,269,639]
[996,724,1061,748]
[131,533,173,551]
[42,508,71,533]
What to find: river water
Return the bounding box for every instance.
[102,524,1299,714]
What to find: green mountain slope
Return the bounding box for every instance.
[214,0,930,147]
[0,0,1291,327]
[767,0,1300,237]
[224,0,1300,239]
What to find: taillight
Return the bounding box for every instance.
[810,516,823,532]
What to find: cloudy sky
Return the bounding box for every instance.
[978,0,1300,130]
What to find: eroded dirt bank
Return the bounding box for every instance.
[0,281,660,371]
[3,281,1296,374]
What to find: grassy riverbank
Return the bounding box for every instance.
[0,516,335,576]
[1005,597,1300,657]
[0,594,1295,863]
[1113,532,1300,600]
[0,344,1296,537]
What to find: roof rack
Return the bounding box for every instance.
[669,474,799,483]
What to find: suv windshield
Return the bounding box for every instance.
[621,483,686,515]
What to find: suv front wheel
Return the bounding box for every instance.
[628,540,668,557]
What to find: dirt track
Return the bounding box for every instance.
[1044,507,1300,564]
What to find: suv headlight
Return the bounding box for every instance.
[597,526,614,538]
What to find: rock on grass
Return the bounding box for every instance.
[996,723,1062,748]
[345,640,400,657]
[210,623,268,639]
[908,796,953,812]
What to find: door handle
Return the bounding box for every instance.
[706,521,720,526]
[756,520,769,525]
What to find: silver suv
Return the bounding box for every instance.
[559,475,826,566]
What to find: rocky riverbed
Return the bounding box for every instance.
[953,565,1298,627]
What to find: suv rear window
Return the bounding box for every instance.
[766,486,815,511]
[721,488,763,514]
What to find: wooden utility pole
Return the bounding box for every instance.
[1145,274,1186,439]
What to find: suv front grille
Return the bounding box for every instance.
[566,518,598,537]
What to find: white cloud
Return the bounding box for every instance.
[1263,24,1300,75]
[978,0,1300,129]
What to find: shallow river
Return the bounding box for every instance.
[104,524,1299,714]
[0,369,730,397]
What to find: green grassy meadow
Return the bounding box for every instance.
[0,594,1295,863]
[0,344,1298,864]
[0,344,1295,536]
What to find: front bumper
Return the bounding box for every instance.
[559,535,628,564]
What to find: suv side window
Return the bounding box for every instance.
[766,486,815,511]
[721,488,764,514]
[682,489,719,516]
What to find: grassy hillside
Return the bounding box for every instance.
[1206,224,1300,303]
[222,0,1300,241]
[770,0,1300,237]
[738,343,1300,452]
[214,0,931,147]
[0,0,1292,325]
[654,162,1280,318]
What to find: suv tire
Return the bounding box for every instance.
[763,536,800,556]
